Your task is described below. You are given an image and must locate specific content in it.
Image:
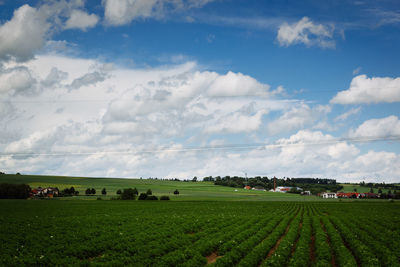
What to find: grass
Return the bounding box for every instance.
[339,183,391,193]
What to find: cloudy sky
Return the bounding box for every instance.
[1,0,400,182]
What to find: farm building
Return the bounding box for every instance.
[31,187,59,198]
[269,186,303,193]
[252,186,266,191]
[321,192,337,198]
[337,192,360,198]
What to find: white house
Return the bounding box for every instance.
[322,192,337,198]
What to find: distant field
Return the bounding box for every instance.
[339,184,391,193]
[1,200,399,266]
[0,174,319,201]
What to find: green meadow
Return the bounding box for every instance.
[0,174,321,201]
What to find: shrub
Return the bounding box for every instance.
[101,188,107,195]
[116,189,122,195]
[0,183,31,199]
[138,193,148,200]
[174,189,179,195]
[121,188,137,200]
[97,197,102,200]
[160,196,170,200]
[146,189,152,195]
[146,195,158,200]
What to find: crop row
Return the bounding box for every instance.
[234,206,302,266]
[288,214,311,267]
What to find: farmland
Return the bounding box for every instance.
[0,174,319,201]
[1,200,399,266]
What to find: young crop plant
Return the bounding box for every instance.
[321,216,357,267]
[260,212,303,267]
[329,217,380,267]
[236,213,298,267]
[288,215,311,267]
[312,216,332,266]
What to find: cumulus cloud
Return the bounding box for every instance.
[102,0,214,26]
[267,104,331,135]
[0,2,99,62]
[350,116,400,138]
[331,75,400,104]
[277,17,335,48]
[0,5,49,62]
[207,71,270,97]
[0,66,36,95]
[205,110,266,134]
[69,71,108,90]
[334,107,361,122]
[1,54,399,182]
[41,67,68,88]
[64,9,99,31]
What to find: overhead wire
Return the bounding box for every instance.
[2,135,400,157]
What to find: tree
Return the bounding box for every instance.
[91,188,96,195]
[0,183,31,199]
[174,189,179,195]
[85,188,91,195]
[353,188,357,192]
[378,188,383,194]
[138,193,148,200]
[133,187,138,195]
[370,188,374,193]
[102,188,107,195]
[121,188,136,200]
[116,189,122,195]
[70,186,75,195]
[146,189,152,195]
[192,176,197,182]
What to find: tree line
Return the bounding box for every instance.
[204,176,342,195]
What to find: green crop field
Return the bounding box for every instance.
[1,200,399,266]
[1,174,400,266]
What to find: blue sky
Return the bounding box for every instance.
[0,0,400,182]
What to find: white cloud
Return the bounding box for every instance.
[1,54,399,182]
[0,5,49,62]
[103,0,158,25]
[69,71,108,90]
[102,0,214,26]
[331,75,400,104]
[350,116,400,138]
[353,67,362,75]
[64,9,99,31]
[267,104,331,135]
[207,71,270,97]
[334,107,361,122]
[205,110,266,134]
[0,66,36,95]
[277,17,335,48]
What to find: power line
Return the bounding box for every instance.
[0,89,349,104]
[2,135,399,157]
